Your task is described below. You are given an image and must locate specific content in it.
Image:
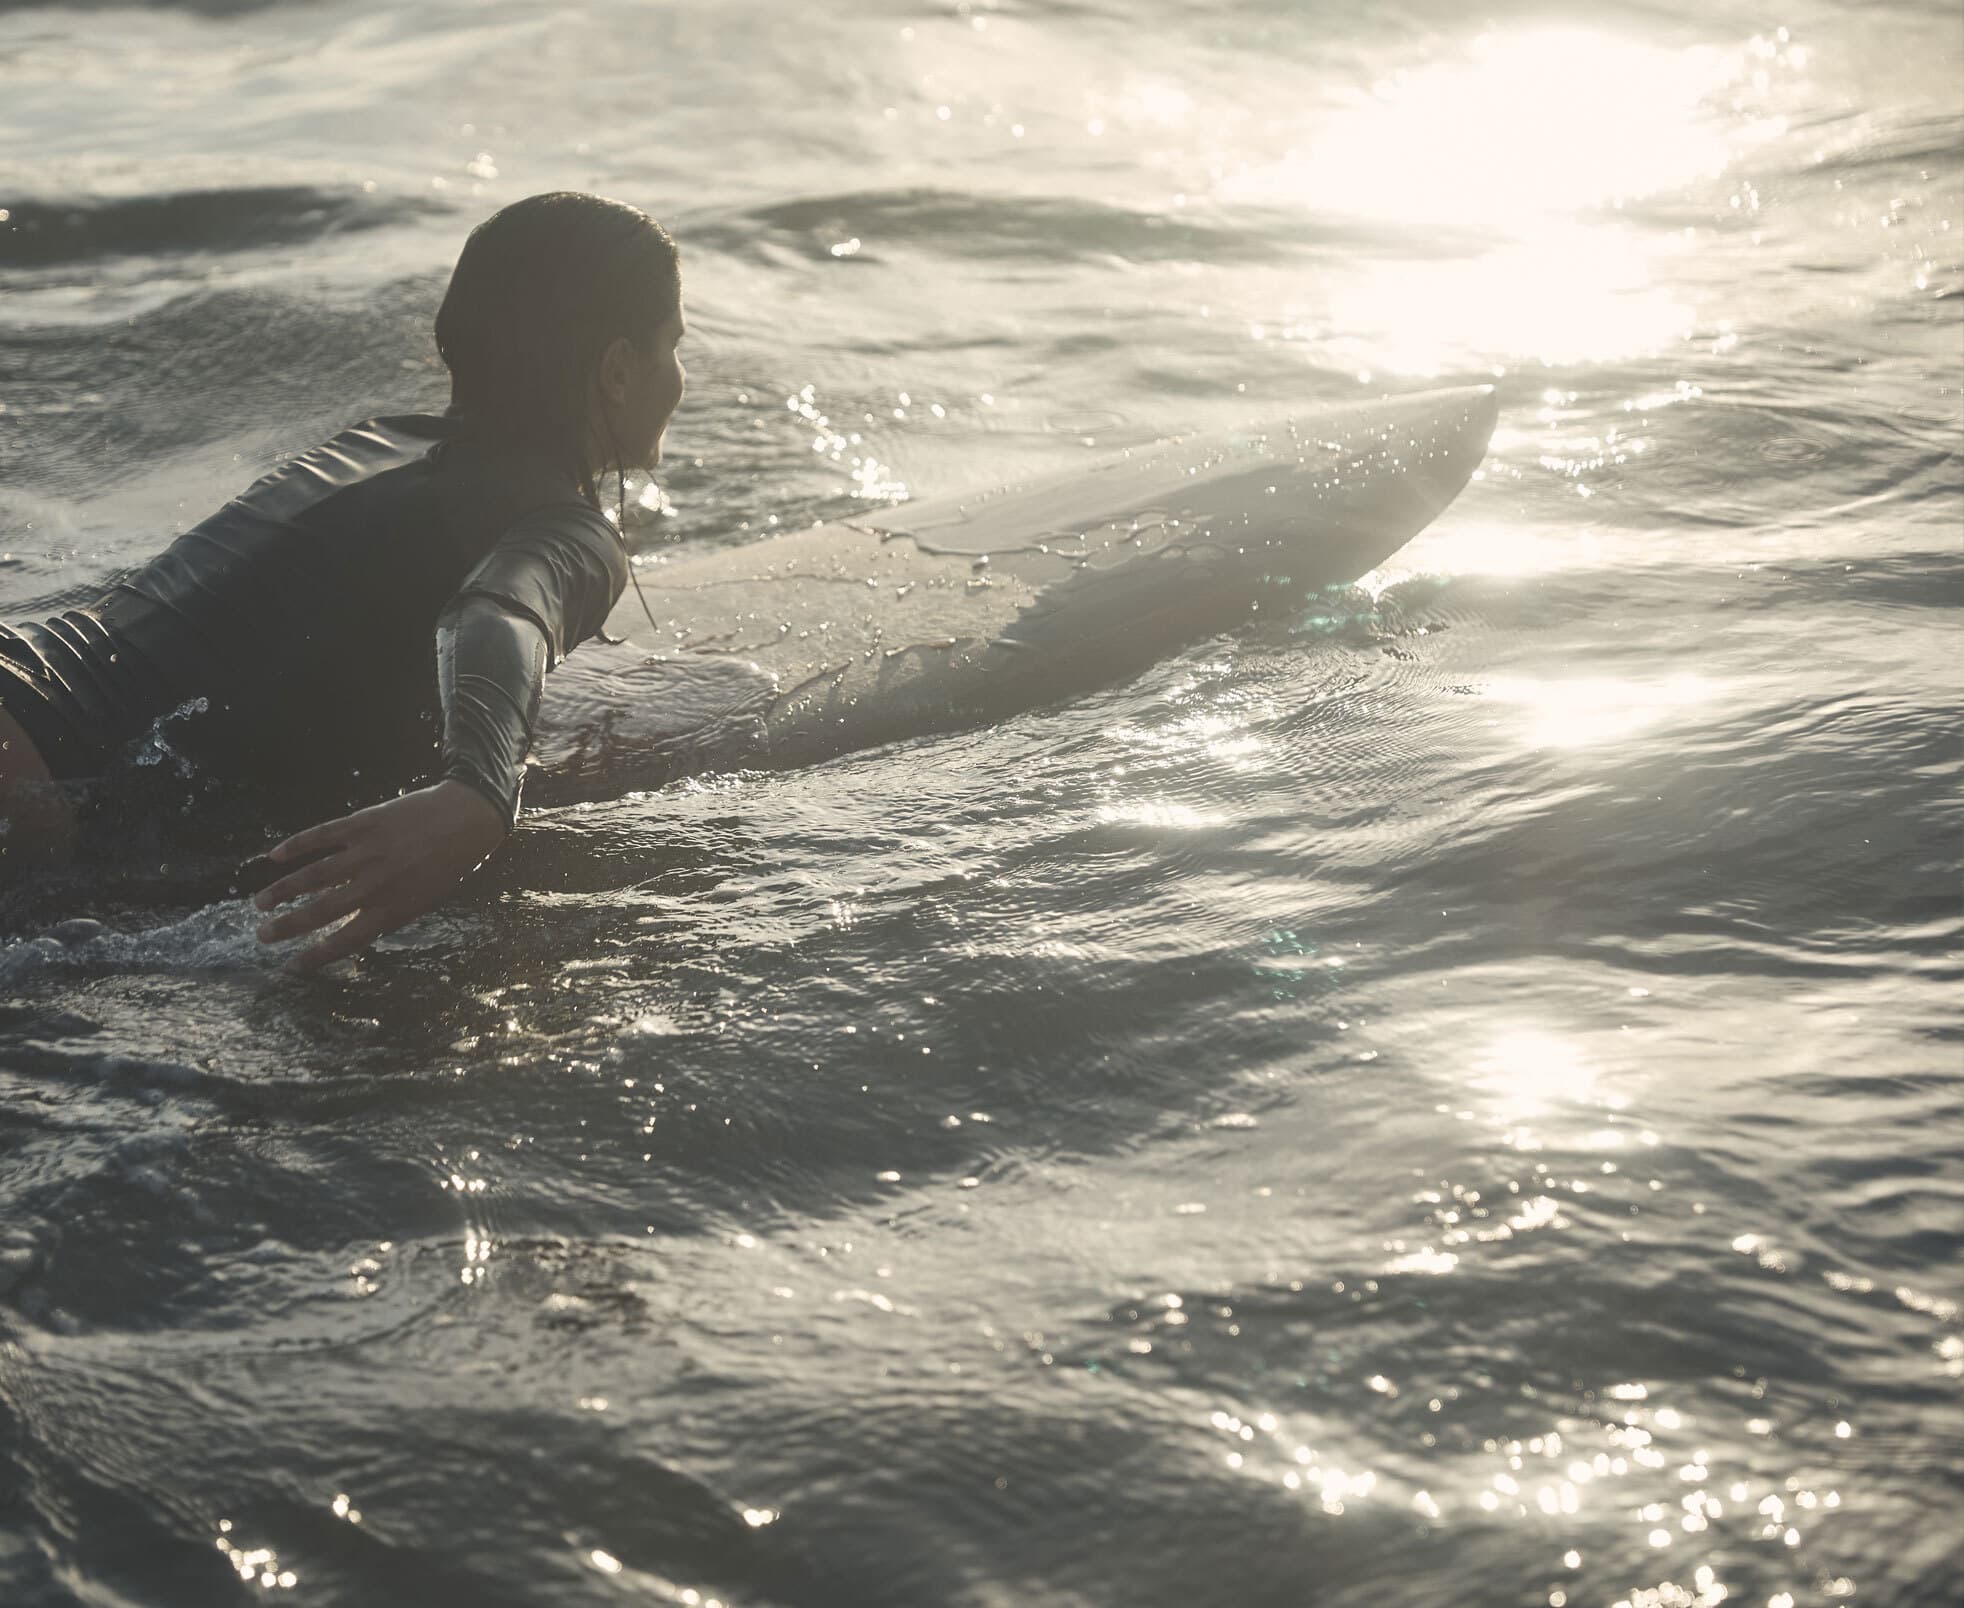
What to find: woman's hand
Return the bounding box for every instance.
[253,780,509,973]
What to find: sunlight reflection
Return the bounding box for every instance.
[1482,674,1713,749]
[214,1524,298,1590]
[1384,1246,1460,1276]
[1257,29,1771,227]
[1094,800,1221,830]
[1328,226,1697,372]
[1356,518,1608,591]
[1223,27,1800,372]
[1111,708,1266,763]
[1478,1031,1594,1116]
[1111,75,1195,131]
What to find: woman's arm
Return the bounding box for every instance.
[253,507,627,972]
[434,596,550,829]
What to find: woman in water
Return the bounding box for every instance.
[0,191,686,970]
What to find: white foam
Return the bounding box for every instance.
[0,899,272,983]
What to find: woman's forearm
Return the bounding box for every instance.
[435,596,549,830]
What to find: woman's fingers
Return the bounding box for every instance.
[288,907,392,974]
[268,811,362,863]
[253,851,356,912]
[249,783,508,972]
[257,879,368,944]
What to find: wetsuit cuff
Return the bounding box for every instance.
[442,764,521,835]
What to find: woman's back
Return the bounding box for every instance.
[0,414,620,821]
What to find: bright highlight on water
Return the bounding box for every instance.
[0,1,1958,1606]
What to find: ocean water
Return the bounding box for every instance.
[2,0,1960,1604]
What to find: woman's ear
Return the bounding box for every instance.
[597,335,638,406]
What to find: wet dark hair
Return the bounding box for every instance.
[434,192,681,503]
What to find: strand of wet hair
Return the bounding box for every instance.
[607,423,667,642]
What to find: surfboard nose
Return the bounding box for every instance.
[960,384,1503,678]
[1244,383,1501,582]
[1399,383,1500,516]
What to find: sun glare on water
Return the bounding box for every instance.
[1483,674,1716,750]
[1225,27,1801,372]
[1478,1030,1598,1119]
[1287,29,1755,228]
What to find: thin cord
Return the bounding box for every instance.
[607,423,666,641]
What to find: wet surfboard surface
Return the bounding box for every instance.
[535,385,1498,792]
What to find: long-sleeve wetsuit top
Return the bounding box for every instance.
[2,413,626,829]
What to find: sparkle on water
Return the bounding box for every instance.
[1,0,1957,1604]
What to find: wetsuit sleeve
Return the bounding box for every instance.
[435,600,546,829]
[435,506,629,828]
[450,506,629,664]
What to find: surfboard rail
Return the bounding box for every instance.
[536,385,1499,789]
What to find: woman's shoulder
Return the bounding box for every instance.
[228,412,461,525]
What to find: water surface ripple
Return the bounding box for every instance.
[2,0,1960,1604]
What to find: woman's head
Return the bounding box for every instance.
[434,192,684,501]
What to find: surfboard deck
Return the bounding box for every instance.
[535,385,1498,790]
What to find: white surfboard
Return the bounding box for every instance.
[536,384,1498,789]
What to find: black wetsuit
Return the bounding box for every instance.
[0,413,626,832]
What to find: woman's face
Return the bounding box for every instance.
[599,296,686,470]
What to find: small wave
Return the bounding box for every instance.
[9,0,291,15]
[1788,107,1964,179]
[0,275,447,496]
[688,185,1448,269]
[0,185,444,271]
